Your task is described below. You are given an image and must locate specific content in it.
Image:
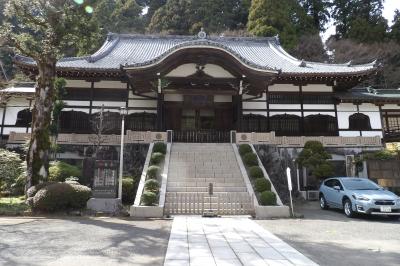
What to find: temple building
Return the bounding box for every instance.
[3,30,400,144]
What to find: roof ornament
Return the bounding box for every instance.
[299,60,307,67]
[347,60,353,67]
[274,34,280,45]
[198,28,207,39]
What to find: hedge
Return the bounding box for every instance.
[122,178,135,204]
[248,166,264,179]
[260,191,276,206]
[27,182,55,198]
[147,165,161,179]
[141,191,157,206]
[144,179,159,193]
[153,142,167,154]
[242,153,258,167]
[238,144,252,156]
[150,152,165,165]
[254,178,271,192]
[49,161,82,182]
[31,182,91,212]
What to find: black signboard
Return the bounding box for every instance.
[92,160,118,198]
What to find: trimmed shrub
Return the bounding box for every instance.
[144,179,159,193]
[254,178,271,192]
[150,152,165,165]
[0,149,23,195]
[147,165,161,179]
[27,182,55,198]
[239,144,252,156]
[32,182,91,212]
[243,152,258,167]
[153,142,167,154]
[49,161,81,182]
[260,191,276,206]
[122,178,135,204]
[248,166,264,179]
[141,191,158,206]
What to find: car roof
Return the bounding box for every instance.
[325,177,369,181]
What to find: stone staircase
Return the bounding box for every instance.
[165,143,253,215]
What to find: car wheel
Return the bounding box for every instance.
[319,195,329,210]
[343,199,355,218]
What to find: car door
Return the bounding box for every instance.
[323,179,336,206]
[330,179,345,207]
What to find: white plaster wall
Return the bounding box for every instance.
[204,64,234,78]
[337,103,357,112]
[243,111,267,116]
[243,101,266,109]
[165,63,234,78]
[4,107,28,125]
[3,127,28,135]
[359,103,379,112]
[165,94,183,102]
[128,110,157,114]
[94,81,127,89]
[64,100,90,106]
[303,111,335,117]
[66,79,91,88]
[128,99,157,108]
[381,104,400,110]
[269,111,301,116]
[92,101,126,108]
[339,131,361,137]
[269,104,301,110]
[243,93,267,101]
[269,84,299,92]
[337,111,382,129]
[91,108,120,113]
[63,108,90,113]
[166,63,196,77]
[362,131,382,137]
[302,84,333,92]
[303,104,335,110]
[214,95,232,102]
[7,97,31,107]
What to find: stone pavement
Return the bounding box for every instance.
[164,216,318,266]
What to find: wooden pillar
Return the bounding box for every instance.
[299,85,305,135]
[266,86,270,132]
[236,77,244,131]
[0,104,6,138]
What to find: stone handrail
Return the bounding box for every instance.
[7,130,167,145]
[235,132,382,147]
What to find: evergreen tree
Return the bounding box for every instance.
[248,0,316,50]
[1,0,96,189]
[332,0,387,42]
[148,0,250,34]
[390,10,400,43]
[299,0,332,32]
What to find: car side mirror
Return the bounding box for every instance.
[333,185,341,191]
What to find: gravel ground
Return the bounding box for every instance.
[257,201,400,266]
[0,217,171,266]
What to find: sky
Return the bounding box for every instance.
[322,0,400,41]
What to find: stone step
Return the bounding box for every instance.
[167,178,244,183]
[166,187,247,193]
[167,182,246,187]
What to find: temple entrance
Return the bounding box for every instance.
[165,95,233,143]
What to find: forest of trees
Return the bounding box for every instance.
[1,0,400,88]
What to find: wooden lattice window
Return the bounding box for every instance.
[59,111,91,133]
[15,109,32,127]
[269,114,301,136]
[126,112,157,131]
[304,114,338,136]
[242,114,268,132]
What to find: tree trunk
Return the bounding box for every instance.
[26,60,56,191]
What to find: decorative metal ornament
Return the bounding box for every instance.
[198,28,207,39]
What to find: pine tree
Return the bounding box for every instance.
[248,0,316,50]
[390,10,400,43]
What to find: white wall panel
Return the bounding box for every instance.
[302,84,332,92]
[214,95,232,102]
[128,99,157,108]
[337,103,357,112]
[303,111,335,117]
[4,107,27,125]
[361,131,382,137]
[243,101,266,109]
[359,103,379,112]
[64,100,90,106]
[269,84,299,92]
[381,104,400,110]
[243,111,267,116]
[66,79,91,88]
[3,127,27,135]
[269,111,301,116]
[339,131,361,137]
[128,110,157,114]
[303,104,334,110]
[269,104,301,110]
[92,101,126,107]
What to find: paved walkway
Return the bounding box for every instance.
[164,216,318,266]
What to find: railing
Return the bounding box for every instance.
[7,130,167,145]
[173,130,230,143]
[164,192,254,215]
[235,132,382,147]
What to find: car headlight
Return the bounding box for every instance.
[352,195,370,201]
[397,198,400,205]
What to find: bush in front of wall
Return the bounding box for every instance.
[122,178,135,204]
[150,152,165,165]
[248,166,264,179]
[153,142,167,154]
[260,191,276,206]
[27,182,55,198]
[144,179,159,193]
[48,161,82,182]
[243,152,258,167]
[238,144,252,156]
[254,178,271,192]
[141,191,158,206]
[146,165,161,179]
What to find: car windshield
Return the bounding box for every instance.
[341,179,380,190]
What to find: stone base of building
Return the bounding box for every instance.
[254,205,291,219]
[130,205,164,218]
[87,198,122,214]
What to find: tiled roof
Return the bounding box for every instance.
[336,87,400,103]
[15,32,377,75]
